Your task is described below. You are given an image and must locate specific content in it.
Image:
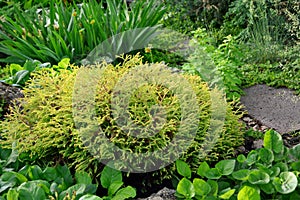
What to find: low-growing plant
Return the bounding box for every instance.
[174,129,300,199]
[0,54,244,187]
[1,58,70,87]
[0,144,135,200]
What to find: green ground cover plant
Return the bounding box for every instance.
[0,54,244,187]
[0,144,135,199]
[174,130,300,200]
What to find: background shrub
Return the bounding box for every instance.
[0,54,244,187]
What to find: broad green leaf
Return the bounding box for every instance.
[28,165,42,180]
[273,172,297,194]
[232,169,250,181]
[9,63,23,75]
[18,181,47,200]
[290,144,300,160]
[219,188,235,199]
[59,184,86,199]
[176,178,195,199]
[56,165,73,187]
[215,159,235,176]
[7,189,19,200]
[260,182,275,194]
[264,130,283,153]
[248,170,270,185]
[197,161,210,178]
[205,168,222,179]
[274,162,288,173]
[259,148,274,164]
[111,186,136,200]
[75,171,92,185]
[237,154,246,163]
[108,181,123,196]
[246,150,259,166]
[193,178,211,197]
[207,180,218,196]
[237,185,260,200]
[291,161,300,171]
[42,167,58,182]
[79,194,102,200]
[100,166,122,189]
[5,142,18,166]
[176,160,191,178]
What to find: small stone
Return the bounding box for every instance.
[253,125,260,131]
[243,117,251,122]
[261,126,268,131]
[252,139,264,149]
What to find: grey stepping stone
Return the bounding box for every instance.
[240,84,300,134]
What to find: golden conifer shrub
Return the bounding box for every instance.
[0,54,244,180]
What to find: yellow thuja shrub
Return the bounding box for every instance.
[0,54,244,183]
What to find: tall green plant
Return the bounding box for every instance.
[0,0,166,65]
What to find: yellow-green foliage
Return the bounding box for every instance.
[0,54,244,181]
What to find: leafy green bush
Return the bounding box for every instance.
[0,0,165,65]
[174,130,300,199]
[182,28,244,100]
[163,0,233,33]
[0,54,244,186]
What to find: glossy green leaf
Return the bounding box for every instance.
[193,178,211,197]
[108,181,123,196]
[207,180,218,197]
[237,185,260,200]
[237,154,246,163]
[7,189,19,200]
[17,181,47,200]
[111,186,136,200]
[215,159,235,176]
[176,160,191,178]
[79,194,102,200]
[197,161,210,178]
[260,182,275,194]
[42,167,58,182]
[246,150,259,166]
[290,144,300,160]
[248,170,270,185]
[75,171,92,185]
[219,188,235,199]
[259,148,274,163]
[264,130,283,154]
[100,166,122,189]
[273,172,297,194]
[232,169,250,181]
[205,168,222,179]
[176,178,195,199]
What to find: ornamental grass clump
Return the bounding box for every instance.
[0,54,244,183]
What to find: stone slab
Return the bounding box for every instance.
[240,84,300,134]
